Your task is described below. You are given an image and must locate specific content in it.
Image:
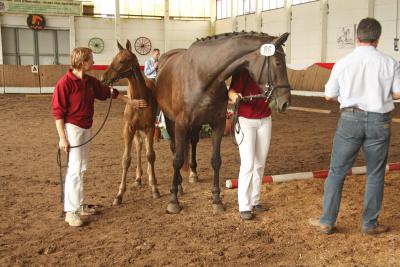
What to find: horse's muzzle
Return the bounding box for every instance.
[269,93,290,113]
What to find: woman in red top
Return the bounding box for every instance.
[228,68,272,220]
[52,47,147,227]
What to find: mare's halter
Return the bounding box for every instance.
[250,47,291,103]
[232,45,291,146]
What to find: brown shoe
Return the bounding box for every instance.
[308,218,333,234]
[253,204,269,212]
[78,204,96,216]
[363,224,389,235]
[240,211,253,220]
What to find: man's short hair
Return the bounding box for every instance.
[357,17,382,43]
[153,48,160,53]
[71,47,92,69]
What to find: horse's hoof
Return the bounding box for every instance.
[133,180,141,187]
[178,185,184,196]
[113,197,122,206]
[167,203,182,214]
[152,190,161,199]
[189,173,199,183]
[212,204,225,214]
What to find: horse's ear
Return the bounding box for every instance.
[117,41,124,51]
[273,32,290,46]
[126,40,132,52]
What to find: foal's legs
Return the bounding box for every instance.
[113,124,135,205]
[145,127,160,198]
[210,120,225,213]
[133,132,143,187]
[167,121,187,214]
[188,126,201,183]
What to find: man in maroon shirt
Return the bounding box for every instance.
[52,47,147,227]
[228,69,272,220]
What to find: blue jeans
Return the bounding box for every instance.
[320,110,391,230]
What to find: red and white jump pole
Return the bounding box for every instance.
[225,162,400,189]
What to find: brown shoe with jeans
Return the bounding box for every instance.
[363,224,389,235]
[308,218,333,234]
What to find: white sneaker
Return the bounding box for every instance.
[65,211,83,227]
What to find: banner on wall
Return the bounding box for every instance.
[0,1,81,16]
[336,24,356,49]
[287,63,335,70]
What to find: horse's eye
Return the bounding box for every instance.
[120,60,126,64]
[276,61,282,66]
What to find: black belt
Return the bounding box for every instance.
[341,107,365,112]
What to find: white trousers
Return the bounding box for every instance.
[235,117,272,212]
[64,123,91,212]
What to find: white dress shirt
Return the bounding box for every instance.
[325,45,400,113]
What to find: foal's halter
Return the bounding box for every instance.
[108,64,139,82]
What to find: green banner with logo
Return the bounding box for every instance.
[0,1,82,16]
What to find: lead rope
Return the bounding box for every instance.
[57,86,115,203]
[231,96,244,146]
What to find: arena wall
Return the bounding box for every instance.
[0,14,211,67]
[291,1,322,64]
[1,1,399,93]
[0,63,332,94]
[215,0,400,64]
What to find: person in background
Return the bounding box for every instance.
[228,68,272,220]
[52,47,147,227]
[144,48,160,82]
[144,48,162,141]
[309,18,400,235]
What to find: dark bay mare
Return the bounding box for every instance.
[101,40,160,205]
[155,31,291,214]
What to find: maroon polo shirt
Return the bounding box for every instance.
[52,69,119,129]
[230,69,271,119]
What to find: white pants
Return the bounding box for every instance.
[235,117,272,212]
[64,123,91,212]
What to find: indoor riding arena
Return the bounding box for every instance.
[1,0,400,266]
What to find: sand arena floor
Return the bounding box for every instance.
[1,95,400,266]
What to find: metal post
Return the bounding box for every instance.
[285,0,292,64]
[368,0,375,17]
[321,0,328,62]
[256,0,262,32]
[232,0,238,32]
[114,0,121,52]
[69,16,75,52]
[210,0,217,35]
[164,0,169,52]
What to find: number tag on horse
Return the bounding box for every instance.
[260,44,275,56]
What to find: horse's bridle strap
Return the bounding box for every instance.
[254,43,290,102]
[109,65,137,81]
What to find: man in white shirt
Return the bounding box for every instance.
[309,18,400,235]
[144,48,160,82]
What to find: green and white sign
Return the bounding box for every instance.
[0,1,82,16]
